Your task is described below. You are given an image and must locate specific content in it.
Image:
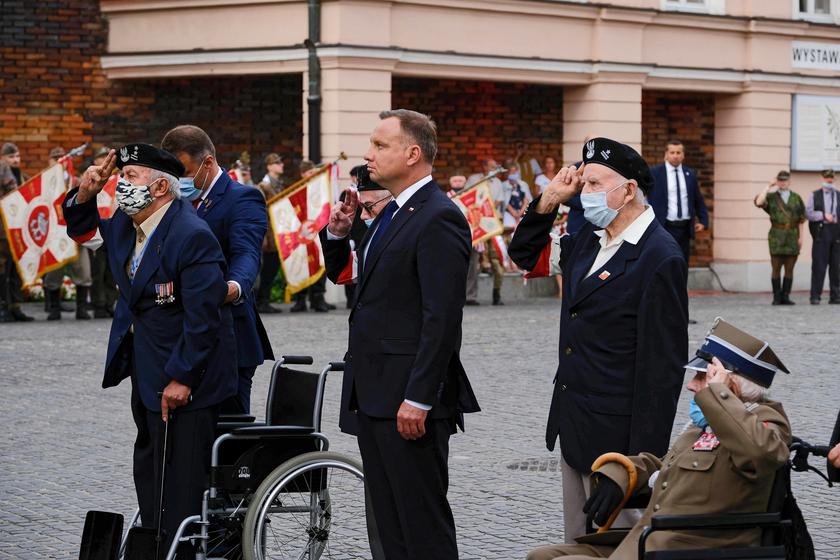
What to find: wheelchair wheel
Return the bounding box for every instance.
[241,451,371,560]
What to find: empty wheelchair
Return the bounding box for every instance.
[116,355,377,560]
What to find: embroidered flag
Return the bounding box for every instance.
[452,180,503,246]
[267,163,336,300]
[0,163,78,285]
[96,174,118,219]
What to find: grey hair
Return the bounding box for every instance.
[733,374,769,403]
[148,169,181,200]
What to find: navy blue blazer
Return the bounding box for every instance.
[64,191,238,411]
[648,163,709,236]
[319,181,481,435]
[509,199,688,472]
[198,171,273,368]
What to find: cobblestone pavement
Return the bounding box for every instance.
[1,293,838,559]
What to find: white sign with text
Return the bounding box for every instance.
[791,41,840,71]
[791,95,840,172]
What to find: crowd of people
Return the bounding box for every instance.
[1,111,839,559]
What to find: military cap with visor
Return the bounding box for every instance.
[685,318,789,388]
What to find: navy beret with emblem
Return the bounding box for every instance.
[116,143,185,177]
[581,137,654,195]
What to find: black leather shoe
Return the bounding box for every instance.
[325,302,337,310]
[290,300,307,313]
[257,303,283,314]
[311,300,331,312]
[11,308,34,322]
[93,307,111,319]
[465,300,480,306]
[829,299,840,304]
[810,298,820,305]
[0,309,14,323]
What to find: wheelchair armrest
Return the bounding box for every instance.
[649,512,782,531]
[640,512,786,558]
[230,425,316,436]
[218,413,257,423]
[217,421,266,433]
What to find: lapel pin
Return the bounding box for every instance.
[598,270,610,281]
[408,206,414,212]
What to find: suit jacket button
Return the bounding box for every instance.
[692,460,699,468]
[564,347,572,355]
[654,504,661,512]
[570,312,578,319]
[661,481,668,489]
[561,384,567,391]
[720,391,729,399]
[356,303,363,310]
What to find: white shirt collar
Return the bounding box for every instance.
[200,167,224,202]
[593,206,656,248]
[393,174,433,211]
[665,161,682,173]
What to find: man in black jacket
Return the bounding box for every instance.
[509,137,688,543]
[320,109,480,559]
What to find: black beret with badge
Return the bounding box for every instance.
[116,143,185,177]
[581,137,655,195]
[685,317,789,388]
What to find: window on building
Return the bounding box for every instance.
[795,0,837,22]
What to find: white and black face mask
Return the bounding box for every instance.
[116,176,159,216]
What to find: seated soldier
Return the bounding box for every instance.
[528,318,791,559]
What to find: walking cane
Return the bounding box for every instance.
[590,452,638,533]
[155,412,171,560]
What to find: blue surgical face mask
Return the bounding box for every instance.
[689,398,708,429]
[178,176,200,201]
[179,161,209,202]
[581,180,629,228]
[364,218,375,228]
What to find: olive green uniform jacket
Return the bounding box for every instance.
[594,383,791,559]
[758,191,806,255]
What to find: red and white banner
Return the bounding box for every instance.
[0,164,78,285]
[96,174,118,219]
[267,163,336,299]
[452,180,504,246]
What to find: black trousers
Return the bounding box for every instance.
[219,365,257,414]
[665,220,692,263]
[356,412,458,560]
[131,381,218,554]
[257,251,280,306]
[293,274,327,303]
[90,247,117,310]
[810,225,840,301]
[0,241,24,310]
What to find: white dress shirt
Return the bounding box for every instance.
[328,174,434,411]
[665,162,689,221]
[586,206,656,277]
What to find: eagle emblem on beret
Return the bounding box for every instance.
[585,140,595,159]
[120,147,129,162]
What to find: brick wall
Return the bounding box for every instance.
[392,78,563,185]
[642,90,715,266]
[0,1,302,182]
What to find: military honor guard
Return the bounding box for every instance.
[805,169,840,304]
[754,170,806,305]
[527,319,791,560]
[509,137,689,542]
[63,145,238,556]
[161,125,274,413]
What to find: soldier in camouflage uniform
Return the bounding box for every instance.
[754,170,806,305]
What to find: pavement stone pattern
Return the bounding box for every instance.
[0,293,838,559]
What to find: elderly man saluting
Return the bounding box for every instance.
[527,319,792,559]
[63,145,237,556]
[509,138,688,542]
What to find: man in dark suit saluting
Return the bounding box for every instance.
[320,109,480,559]
[509,138,688,543]
[648,139,709,263]
[63,145,237,555]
